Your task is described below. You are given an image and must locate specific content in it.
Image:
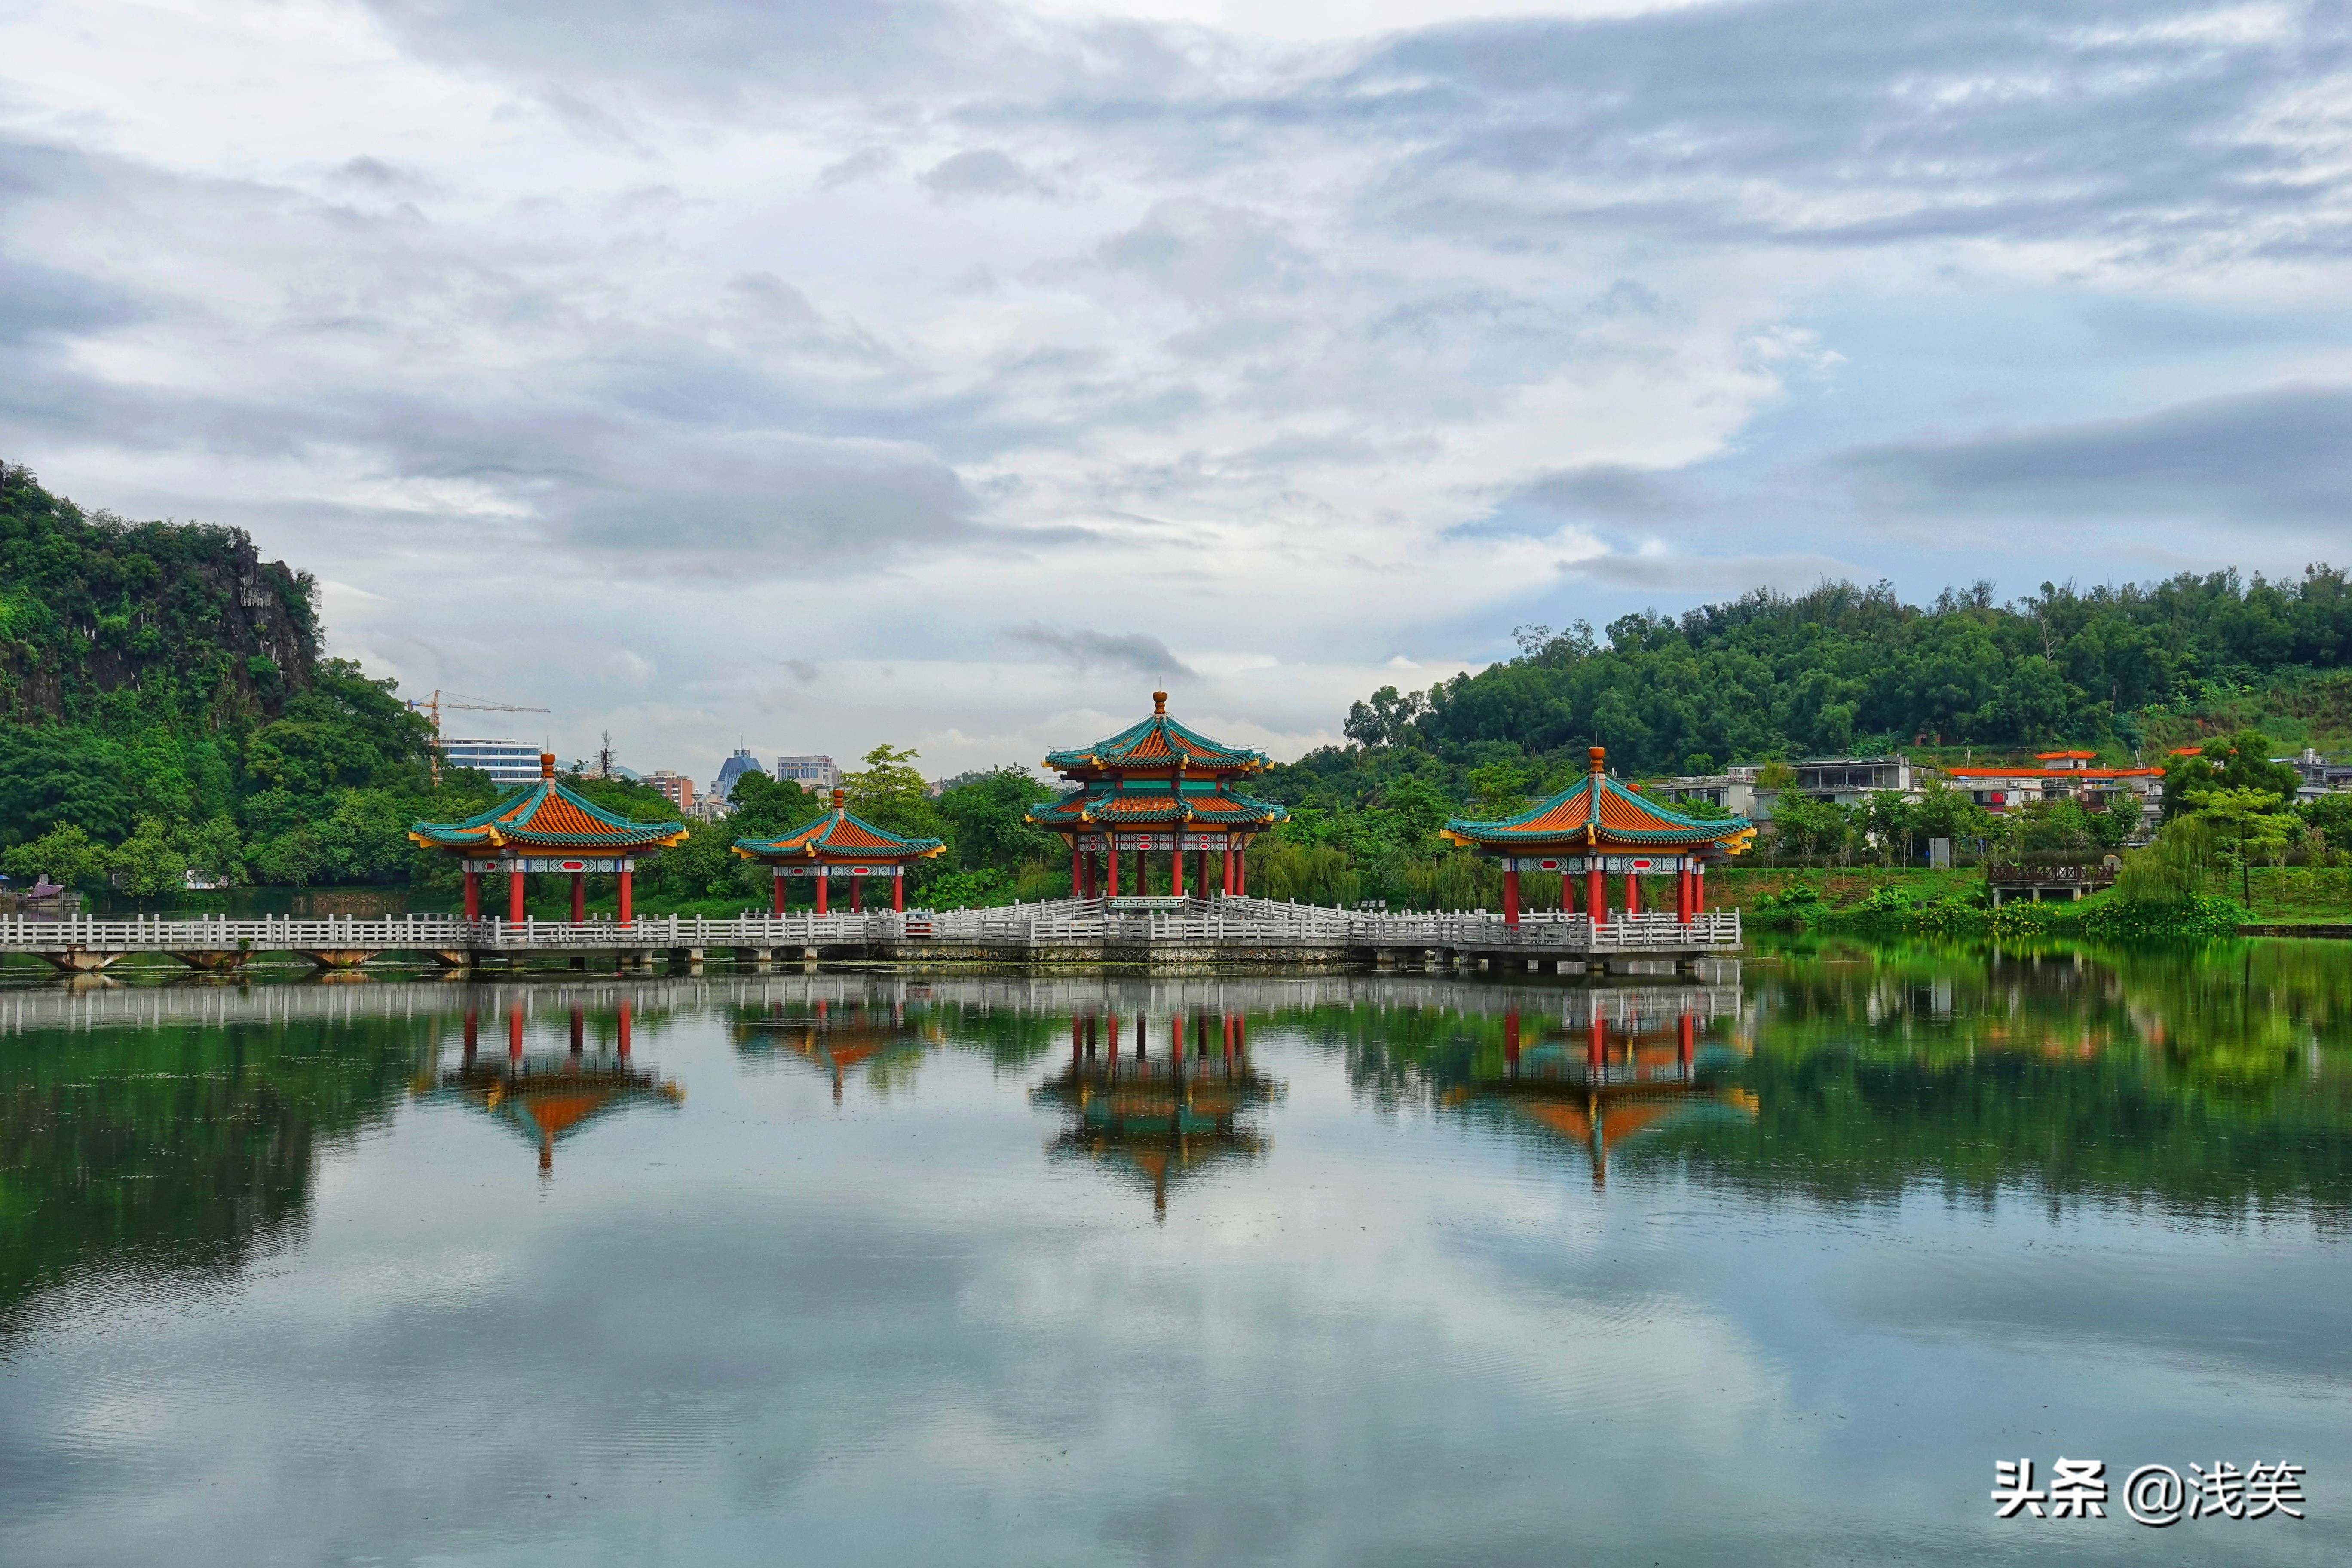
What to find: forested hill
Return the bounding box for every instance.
[0,461,318,723]
[1340,574,2352,777]
[0,462,445,879]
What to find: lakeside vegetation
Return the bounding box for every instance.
[5,460,2352,930]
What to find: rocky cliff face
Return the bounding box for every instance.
[0,461,319,725]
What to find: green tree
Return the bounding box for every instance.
[2187,786,2296,907]
[109,815,190,898]
[1,822,110,887]
[844,744,943,839]
[1464,760,1531,819]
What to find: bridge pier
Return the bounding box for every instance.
[303,949,382,971]
[167,948,249,972]
[668,946,704,973]
[35,948,120,974]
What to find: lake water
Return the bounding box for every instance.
[2,940,2346,1565]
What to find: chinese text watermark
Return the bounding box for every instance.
[1993,1459,2304,1525]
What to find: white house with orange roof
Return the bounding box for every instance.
[1938,750,2164,830]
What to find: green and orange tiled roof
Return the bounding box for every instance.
[732,790,946,864]
[409,754,689,853]
[1042,691,1271,777]
[1441,746,1755,854]
[1028,774,1287,831]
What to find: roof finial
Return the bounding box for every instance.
[540,751,556,779]
[832,787,846,812]
[1589,744,1606,775]
[1152,690,1167,715]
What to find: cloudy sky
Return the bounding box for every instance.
[4,1,2349,780]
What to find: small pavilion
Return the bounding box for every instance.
[409,752,689,923]
[732,788,945,913]
[1028,692,1288,899]
[1441,745,1755,926]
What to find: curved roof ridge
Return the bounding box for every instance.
[733,796,946,862]
[411,772,688,852]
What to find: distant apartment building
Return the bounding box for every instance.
[775,754,842,793]
[437,738,543,786]
[643,770,697,812]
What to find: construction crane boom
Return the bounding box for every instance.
[409,689,552,784]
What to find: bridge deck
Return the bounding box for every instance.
[0,897,1739,970]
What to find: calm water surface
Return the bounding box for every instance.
[2,940,2348,1566]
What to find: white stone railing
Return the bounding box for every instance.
[0,902,1738,955]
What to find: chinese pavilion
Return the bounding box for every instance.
[409,752,689,923]
[732,789,945,913]
[1028,692,1288,898]
[1440,745,1755,925]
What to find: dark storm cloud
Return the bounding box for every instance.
[1002,626,1193,678]
[1841,385,2352,525]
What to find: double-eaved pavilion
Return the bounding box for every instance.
[732,789,945,913]
[1028,692,1287,899]
[409,752,689,923]
[1442,746,1755,926]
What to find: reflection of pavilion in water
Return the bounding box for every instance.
[1453,987,1755,1188]
[430,998,682,1174]
[732,996,942,1099]
[1033,1009,1281,1219]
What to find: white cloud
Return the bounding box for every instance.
[3,0,2350,774]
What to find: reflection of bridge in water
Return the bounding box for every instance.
[1033,1008,1281,1219]
[421,997,683,1175]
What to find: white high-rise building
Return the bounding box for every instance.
[776,754,842,793]
[437,738,542,785]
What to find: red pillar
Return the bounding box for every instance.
[816,873,829,914]
[571,873,585,924]
[892,873,904,913]
[773,870,785,915]
[1237,843,1248,896]
[1677,864,1693,924]
[463,870,480,921]
[1678,1012,1694,1077]
[1588,865,1607,926]
[1107,1012,1120,1064]
[509,865,527,923]
[617,998,632,1056]
[1223,843,1235,896]
[1504,1009,1520,1075]
[1625,873,1640,916]
[1502,865,1520,926]
[851,876,863,913]
[1561,867,1576,913]
[1106,847,1120,897]
[1222,1011,1234,1063]
[617,869,633,924]
[1071,840,1084,897]
[1171,841,1185,897]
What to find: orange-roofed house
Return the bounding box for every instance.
[733,788,945,913]
[1439,745,1755,927]
[1940,749,2162,828]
